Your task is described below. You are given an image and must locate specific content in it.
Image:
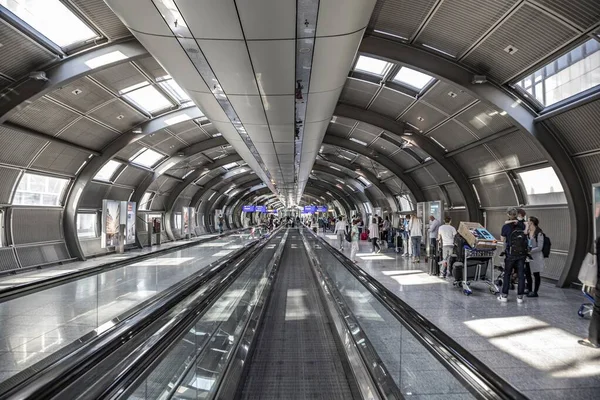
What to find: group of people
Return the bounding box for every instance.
[332,214,390,263]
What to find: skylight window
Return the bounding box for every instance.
[164,114,191,126]
[349,137,367,146]
[1,0,97,48]
[121,83,172,114]
[222,162,238,170]
[94,160,121,181]
[158,76,190,103]
[130,148,165,168]
[357,176,371,187]
[516,39,600,107]
[85,51,128,69]
[518,167,566,205]
[354,55,392,77]
[394,67,434,90]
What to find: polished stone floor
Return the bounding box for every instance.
[320,232,600,400]
[0,233,251,382]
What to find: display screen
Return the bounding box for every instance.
[243,205,255,212]
[316,205,328,212]
[256,205,267,213]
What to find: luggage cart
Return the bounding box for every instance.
[453,246,500,296]
[578,285,595,319]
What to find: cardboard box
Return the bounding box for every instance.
[458,222,497,249]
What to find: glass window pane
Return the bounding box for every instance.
[77,213,96,238]
[516,39,600,107]
[130,148,164,168]
[139,192,152,210]
[354,55,392,76]
[158,76,190,103]
[0,0,97,47]
[518,167,566,205]
[13,173,68,206]
[393,66,433,90]
[94,160,121,181]
[123,85,172,113]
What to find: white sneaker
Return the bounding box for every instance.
[517,296,524,304]
[376,249,381,254]
[497,296,508,303]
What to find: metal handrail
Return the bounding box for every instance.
[306,227,529,400]
[0,230,270,400]
[0,227,250,302]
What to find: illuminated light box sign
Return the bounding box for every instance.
[267,209,278,214]
[242,205,255,212]
[316,206,328,212]
[256,205,267,213]
[303,205,316,213]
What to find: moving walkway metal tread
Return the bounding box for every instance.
[240,232,354,400]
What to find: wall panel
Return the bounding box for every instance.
[12,208,63,244]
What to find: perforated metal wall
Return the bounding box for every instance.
[485,131,545,170]
[12,208,63,244]
[370,0,438,40]
[16,242,70,268]
[0,167,21,204]
[452,145,503,178]
[445,183,466,207]
[546,99,600,154]
[0,248,20,271]
[72,0,132,39]
[80,238,108,257]
[472,173,517,208]
[79,182,110,209]
[0,125,48,167]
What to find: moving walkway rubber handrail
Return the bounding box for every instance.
[0,230,273,400]
[307,227,529,400]
[0,227,251,303]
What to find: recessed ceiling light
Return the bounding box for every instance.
[447,91,457,98]
[499,111,508,116]
[417,116,424,121]
[71,88,83,95]
[504,45,518,55]
[116,114,125,120]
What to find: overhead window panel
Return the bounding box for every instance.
[158,75,191,103]
[130,148,165,168]
[518,167,566,205]
[13,172,69,206]
[354,55,392,77]
[393,67,433,90]
[93,160,121,182]
[121,83,172,114]
[0,0,97,48]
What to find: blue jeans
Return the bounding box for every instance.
[502,256,526,296]
[411,236,422,257]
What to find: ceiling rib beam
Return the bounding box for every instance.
[444,126,520,158]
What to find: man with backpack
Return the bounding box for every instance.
[498,208,528,304]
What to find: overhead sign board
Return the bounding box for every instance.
[303,205,316,213]
[242,205,255,212]
[256,205,267,213]
[316,205,328,213]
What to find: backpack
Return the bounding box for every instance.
[344,226,352,243]
[508,229,529,257]
[541,234,551,258]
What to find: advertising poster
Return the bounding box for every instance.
[190,208,196,231]
[101,199,120,248]
[183,206,190,235]
[594,184,600,241]
[125,201,136,244]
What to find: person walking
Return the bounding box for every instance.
[409,213,423,263]
[218,215,224,234]
[335,216,347,251]
[350,219,360,263]
[382,216,390,243]
[526,217,544,297]
[369,217,381,254]
[428,215,441,261]
[579,237,600,349]
[437,216,457,277]
[498,208,528,304]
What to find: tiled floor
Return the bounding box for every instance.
[0,233,251,382]
[0,233,223,290]
[319,232,600,400]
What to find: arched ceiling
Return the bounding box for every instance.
[0,0,598,286]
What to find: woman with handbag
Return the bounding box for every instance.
[579,237,600,349]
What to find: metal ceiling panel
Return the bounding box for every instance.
[411,168,437,187]
[462,3,578,83]
[317,0,376,36]
[349,128,379,145]
[147,174,169,192]
[391,150,421,169]
[327,121,353,138]
[228,95,268,125]
[89,99,146,132]
[371,137,400,157]
[444,183,465,207]
[181,184,200,199]
[534,0,600,30]
[154,137,185,155]
[454,102,513,139]
[247,40,295,95]
[305,89,343,123]
[166,120,197,135]
[423,186,445,202]
[177,127,207,145]
[0,125,47,167]
[31,143,90,175]
[263,96,295,126]
[0,166,20,204]
[8,97,80,137]
[427,120,478,151]
[575,154,600,188]
[116,142,144,161]
[150,194,166,210]
[253,142,277,155]
[48,78,113,114]
[416,0,519,57]
[157,176,179,193]
[237,0,296,39]
[103,0,173,36]
[139,129,172,147]
[426,162,452,183]
[421,81,476,115]
[136,57,167,79]
[339,79,379,109]
[91,63,146,94]
[0,21,56,81]
[368,87,414,119]
[266,124,294,143]
[402,101,448,132]
[485,131,546,170]
[72,0,131,39]
[472,173,517,207]
[407,145,430,161]
[57,118,119,151]
[78,182,109,208]
[547,100,600,154]
[452,145,503,177]
[106,185,133,201]
[175,0,243,39]
[369,0,438,40]
[114,166,149,187]
[198,40,259,95]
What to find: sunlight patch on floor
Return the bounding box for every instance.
[285,289,310,320]
[357,253,395,260]
[131,257,194,266]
